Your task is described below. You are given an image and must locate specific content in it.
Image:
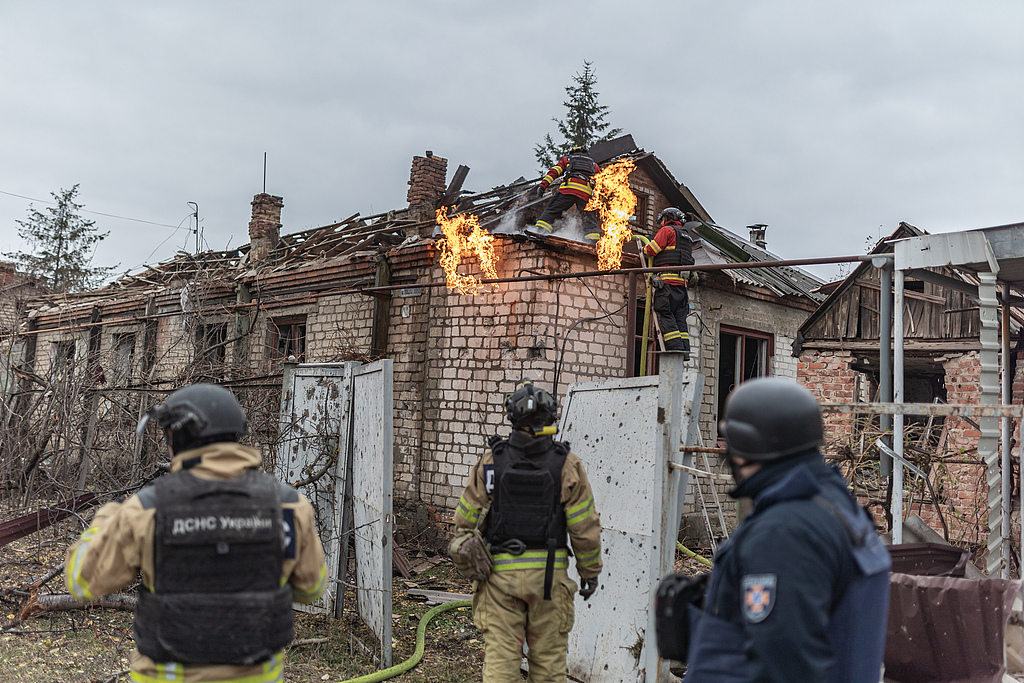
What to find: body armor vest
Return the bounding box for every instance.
[684,467,890,682]
[483,435,568,551]
[652,224,694,268]
[134,469,294,665]
[567,153,596,178]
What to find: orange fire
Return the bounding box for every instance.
[586,158,637,270]
[435,207,499,294]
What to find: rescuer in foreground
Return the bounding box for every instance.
[656,378,890,682]
[637,207,697,357]
[449,380,603,683]
[65,383,328,683]
[530,146,602,239]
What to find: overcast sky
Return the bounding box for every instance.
[1,1,1021,284]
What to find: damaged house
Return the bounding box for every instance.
[2,135,824,535]
[795,222,1024,550]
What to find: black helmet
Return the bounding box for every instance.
[718,378,823,462]
[138,383,248,453]
[658,207,686,224]
[504,379,557,431]
[570,145,588,155]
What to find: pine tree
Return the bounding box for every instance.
[4,185,117,292]
[534,61,622,171]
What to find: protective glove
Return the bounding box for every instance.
[531,185,546,199]
[579,576,599,601]
[449,530,493,582]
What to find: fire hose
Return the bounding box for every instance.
[337,599,472,683]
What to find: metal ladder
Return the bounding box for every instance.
[693,429,730,553]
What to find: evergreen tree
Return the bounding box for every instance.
[535,61,622,171]
[4,185,117,292]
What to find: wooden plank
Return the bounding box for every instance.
[405,589,473,604]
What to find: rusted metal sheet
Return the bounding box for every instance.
[885,573,1019,683]
[0,493,98,548]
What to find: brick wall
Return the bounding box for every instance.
[797,350,859,440]
[407,152,448,227]
[248,194,283,262]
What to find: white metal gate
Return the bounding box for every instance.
[559,357,703,683]
[275,360,393,666]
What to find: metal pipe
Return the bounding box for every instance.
[878,259,894,477]
[1002,281,1012,578]
[893,268,905,544]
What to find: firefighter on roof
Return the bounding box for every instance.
[65,383,327,683]
[450,379,602,683]
[531,146,602,240]
[638,207,698,356]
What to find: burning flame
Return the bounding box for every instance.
[435,207,499,294]
[586,158,637,271]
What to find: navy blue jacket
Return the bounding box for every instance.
[684,451,890,682]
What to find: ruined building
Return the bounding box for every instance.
[3,136,822,529]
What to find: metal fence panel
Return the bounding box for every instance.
[559,366,703,683]
[276,362,357,614]
[350,359,394,667]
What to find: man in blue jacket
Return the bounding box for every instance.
[683,378,890,682]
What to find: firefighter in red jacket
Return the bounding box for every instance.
[639,207,697,355]
[531,146,602,239]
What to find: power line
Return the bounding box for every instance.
[0,189,183,229]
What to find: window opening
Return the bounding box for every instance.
[717,326,773,421]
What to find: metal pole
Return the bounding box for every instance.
[877,258,894,477]
[892,268,905,544]
[1002,281,1012,578]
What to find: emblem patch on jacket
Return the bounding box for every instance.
[282,508,296,559]
[741,574,776,623]
[483,465,495,494]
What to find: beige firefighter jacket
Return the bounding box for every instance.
[64,442,327,683]
[452,441,603,580]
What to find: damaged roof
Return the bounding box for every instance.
[28,135,823,314]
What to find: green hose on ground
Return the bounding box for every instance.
[338,599,473,683]
[677,541,713,568]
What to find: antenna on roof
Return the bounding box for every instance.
[263,152,267,194]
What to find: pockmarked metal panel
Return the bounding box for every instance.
[559,368,703,683]
[350,359,394,667]
[276,362,357,614]
[559,376,660,683]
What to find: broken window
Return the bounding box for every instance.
[50,340,77,381]
[717,326,773,420]
[0,338,26,401]
[195,324,227,366]
[634,191,651,234]
[270,317,306,363]
[111,333,136,386]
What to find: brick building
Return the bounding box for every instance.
[4,136,823,529]
[795,223,1024,547]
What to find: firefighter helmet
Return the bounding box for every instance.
[139,383,248,454]
[570,145,588,155]
[718,377,824,462]
[658,207,686,225]
[504,379,557,431]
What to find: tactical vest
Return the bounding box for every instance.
[651,223,694,268]
[567,153,596,179]
[134,469,295,665]
[483,435,569,551]
[684,467,891,682]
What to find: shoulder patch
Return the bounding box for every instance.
[483,464,495,494]
[741,574,777,623]
[282,508,296,559]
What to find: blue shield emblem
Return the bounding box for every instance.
[741,574,776,623]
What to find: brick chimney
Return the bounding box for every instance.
[747,224,767,249]
[407,151,448,228]
[249,193,283,262]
